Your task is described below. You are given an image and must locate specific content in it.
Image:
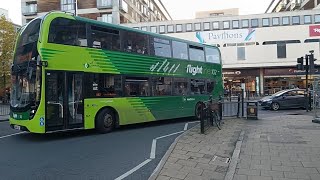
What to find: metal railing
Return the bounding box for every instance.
[0,103,10,116]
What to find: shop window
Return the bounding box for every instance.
[213,22,219,29]
[167,25,174,33]
[237,47,245,60]
[195,23,201,31]
[242,19,249,28]
[282,16,290,25]
[191,79,206,95]
[272,17,280,26]
[151,37,172,58]
[304,15,312,24]
[150,26,157,33]
[176,24,183,32]
[205,47,220,64]
[125,77,150,96]
[141,26,147,31]
[173,78,188,95]
[189,45,205,62]
[85,73,122,97]
[223,21,230,29]
[151,77,172,96]
[262,18,270,27]
[172,41,188,60]
[91,25,120,50]
[251,19,259,27]
[186,23,192,31]
[122,31,149,54]
[232,20,239,29]
[203,22,210,31]
[292,16,300,25]
[305,39,320,43]
[159,25,165,33]
[315,14,320,23]
[277,43,286,58]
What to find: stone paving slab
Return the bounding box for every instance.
[151,112,320,180]
[235,115,320,180]
[151,118,246,180]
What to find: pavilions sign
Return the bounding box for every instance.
[196,28,256,44]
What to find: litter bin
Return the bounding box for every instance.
[247,101,258,120]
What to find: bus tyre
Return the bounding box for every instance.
[195,102,204,119]
[96,108,115,133]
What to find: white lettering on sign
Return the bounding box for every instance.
[186,65,203,76]
[314,28,320,33]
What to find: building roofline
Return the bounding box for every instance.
[265,0,280,13]
[155,0,173,20]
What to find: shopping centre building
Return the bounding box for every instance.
[124,9,320,96]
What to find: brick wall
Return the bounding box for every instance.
[78,0,97,9]
[38,0,60,13]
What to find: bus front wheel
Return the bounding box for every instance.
[96,108,115,133]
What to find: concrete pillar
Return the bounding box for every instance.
[260,68,264,96]
[112,0,120,24]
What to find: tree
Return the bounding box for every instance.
[0,15,16,102]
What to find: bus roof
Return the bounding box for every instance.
[43,11,219,50]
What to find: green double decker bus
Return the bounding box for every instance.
[10,12,223,133]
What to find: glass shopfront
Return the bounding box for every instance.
[263,67,318,95]
[223,69,260,97]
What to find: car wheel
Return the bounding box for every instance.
[96,108,115,133]
[271,102,280,111]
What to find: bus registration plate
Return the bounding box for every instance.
[13,125,20,130]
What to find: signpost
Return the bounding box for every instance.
[296,50,317,112]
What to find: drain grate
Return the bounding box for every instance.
[287,113,302,115]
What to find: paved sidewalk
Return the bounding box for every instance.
[151,113,320,180]
[151,118,246,180]
[235,114,320,180]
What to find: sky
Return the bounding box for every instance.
[0,0,273,25]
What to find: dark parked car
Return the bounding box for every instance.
[259,89,307,111]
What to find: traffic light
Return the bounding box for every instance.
[309,53,315,74]
[297,57,304,70]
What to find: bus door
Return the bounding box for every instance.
[45,71,84,132]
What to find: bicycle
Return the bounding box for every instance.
[208,102,222,130]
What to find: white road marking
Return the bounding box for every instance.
[115,159,152,180]
[0,132,25,139]
[184,121,200,131]
[150,139,157,159]
[184,123,188,131]
[155,131,184,140]
[118,121,197,179]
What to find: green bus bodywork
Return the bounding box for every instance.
[10,12,223,133]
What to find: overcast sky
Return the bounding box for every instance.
[0,0,273,25]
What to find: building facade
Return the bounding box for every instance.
[195,8,239,19]
[124,9,320,97]
[266,0,320,13]
[21,0,171,25]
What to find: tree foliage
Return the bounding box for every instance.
[0,15,17,97]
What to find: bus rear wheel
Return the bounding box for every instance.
[96,108,115,133]
[195,102,204,119]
